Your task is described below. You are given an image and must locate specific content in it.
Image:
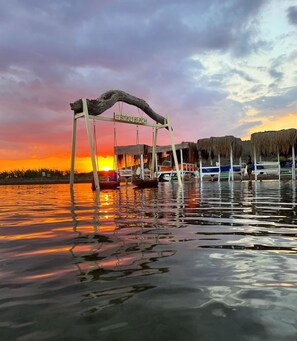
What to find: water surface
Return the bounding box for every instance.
[0,181,296,340]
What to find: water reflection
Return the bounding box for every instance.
[0,182,296,340]
[68,180,297,324]
[69,186,176,287]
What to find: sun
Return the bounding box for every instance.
[74,155,115,173]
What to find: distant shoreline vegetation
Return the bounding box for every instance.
[0,168,100,180]
[0,169,122,186]
[0,169,72,179]
[0,169,96,185]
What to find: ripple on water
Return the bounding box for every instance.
[0,181,296,340]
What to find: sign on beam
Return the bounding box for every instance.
[114,112,147,125]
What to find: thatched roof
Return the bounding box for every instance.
[241,140,252,159]
[149,142,198,163]
[251,128,297,155]
[197,135,242,159]
[114,142,199,163]
[114,144,149,156]
[151,141,196,154]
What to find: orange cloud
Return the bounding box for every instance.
[242,112,297,140]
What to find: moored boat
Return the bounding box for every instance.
[157,170,197,182]
[132,178,158,188]
[91,170,120,190]
[91,180,120,191]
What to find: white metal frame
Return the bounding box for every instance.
[70,98,182,190]
[253,145,296,181]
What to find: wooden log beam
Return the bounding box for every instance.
[70,90,166,126]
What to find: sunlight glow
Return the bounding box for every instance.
[75,155,115,173]
[0,155,115,173]
[243,112,297,139]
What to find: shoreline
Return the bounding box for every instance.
[0,178,91,186]
[0,174,294,186]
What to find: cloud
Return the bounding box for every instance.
[231,120,262,138]
[269,69,283,81]
[287,6,297,26]
[0,0,267,72]
[245,86,297,114]
[0,0,296,168]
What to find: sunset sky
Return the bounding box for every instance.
[0,0,297,172]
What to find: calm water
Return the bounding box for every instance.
[0,180,296,341]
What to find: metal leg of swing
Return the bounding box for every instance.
[83,98,99,191]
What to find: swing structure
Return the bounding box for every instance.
[70,92,182,191]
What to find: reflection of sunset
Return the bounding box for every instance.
[98,225,117,232]
[253,282,297,288]
[70,245,93,254]
[99,256,137,268]
[0,231,54,241]
[17,247,70,257]
[24,268,75,280]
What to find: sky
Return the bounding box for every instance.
[0,0,297,172]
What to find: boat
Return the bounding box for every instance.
[91,170,120,190]
[132,178,158,188]
[158,173,171,182]
[157,170,197,182]
[91,180,120,190]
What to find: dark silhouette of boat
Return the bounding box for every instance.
[132,178,158,188]
[91,170,120,190]
[91,179,120,190]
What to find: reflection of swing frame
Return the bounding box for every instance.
[70,98,182,191]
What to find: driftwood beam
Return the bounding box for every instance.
[70,90,166,125]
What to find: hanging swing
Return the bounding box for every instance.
[132,109,158,188]
[114,101,134,182]
[113,121,118,172]
[91,119,120,191]
[134,122,142,178]
[70,90,183,192]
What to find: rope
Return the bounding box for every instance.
[150,128,155,175]
[137,107,143,118]
[114,122,118,147]
[93,120,99,169]
[113,122,117,171]
[136,107,144,145]
[118,102,123,114]
[136,125,139,145]
[152,128,154,147]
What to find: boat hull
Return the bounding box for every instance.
[92,180,120,190]
[133,179,158,188]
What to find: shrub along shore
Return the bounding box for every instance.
[0,178,92,185]
[0,169,92,185]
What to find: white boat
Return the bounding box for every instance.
[157,163,198,182]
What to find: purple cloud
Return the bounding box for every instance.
[1,0,296,167]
